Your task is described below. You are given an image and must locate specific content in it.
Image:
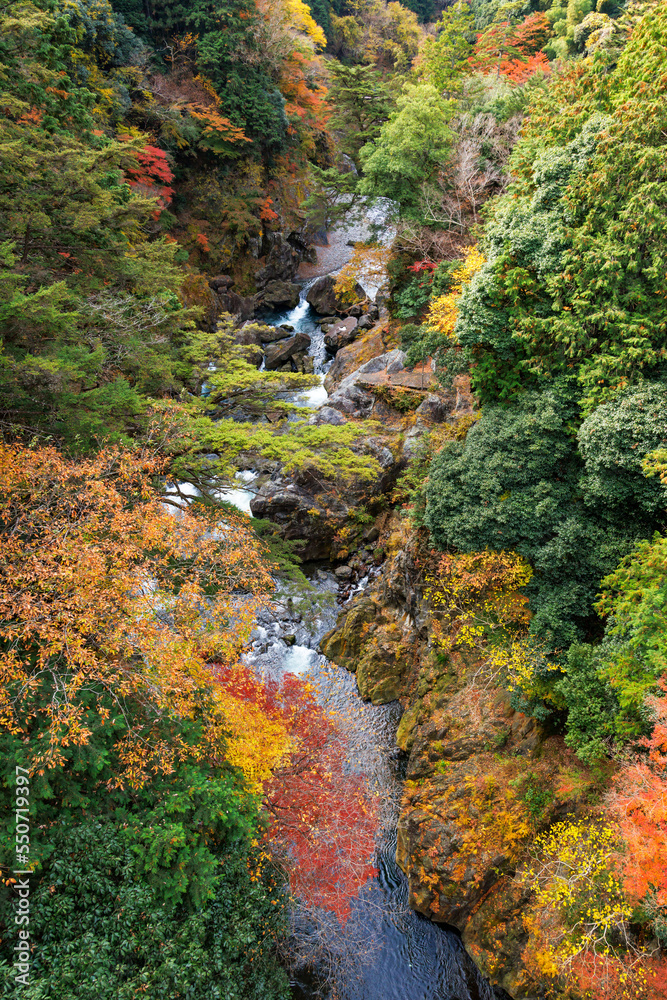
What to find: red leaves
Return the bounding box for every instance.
[408,259,437,274]
[265,674,380,922]
[469,12,551,85]
[612,677,667,909]
[217,665,380,922]
[124,145,175,216]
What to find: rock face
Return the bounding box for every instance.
[255,280,301,312]
[255,232,310,288]
[249,446,401,561]
[319,522,596,999]
[263,332,311,370]
[306,274,366,315]
[326,350,407,419]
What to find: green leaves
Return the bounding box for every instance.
[359,83,456,219]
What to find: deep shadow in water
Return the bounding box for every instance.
[290,834,496,1000]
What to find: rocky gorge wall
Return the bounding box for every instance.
[215,234,607,999]
[320,520,609,1000]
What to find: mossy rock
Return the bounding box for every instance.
[319,597,377,670]
[396,702,420,752]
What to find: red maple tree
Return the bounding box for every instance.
[124,144,175,216]
[612,677,667,910]
[266,672,380,922]
[470,11,551,84]
[215,664,380,923]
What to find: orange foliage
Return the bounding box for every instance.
[0,444,273,783]
[499,52,550,85]
[574,952,667,1000]
[612,678,667,909]
[259,196,280,223]
[185,102,252,151]
[470,11,551,85]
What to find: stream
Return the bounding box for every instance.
[230,285,498,1000]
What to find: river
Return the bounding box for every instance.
[234,285,499,1000]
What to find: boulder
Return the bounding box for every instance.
[323,316,358,351]
[308,406,347,427]
[258,326,293,344]
[234,324,264,367]
[264,332,311,370]
[213,289,255,322]
[250,479,338,560]
[306,275,366,316]
[356,314,374,331]
[209,274,234,291]
[255,232,303,288]
[255,280,301,312]
[327,350,408,419]
[415,394,452,423]
[306,275,339,315]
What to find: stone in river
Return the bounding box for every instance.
[256,280,301,311]
[306,274,365,315]
[323,316,358,351]
[334,564,353,580]
[264,332,311,370]
[308,406,347,426]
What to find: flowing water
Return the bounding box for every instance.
[245,567,496,1000]
[214,279,498,1000]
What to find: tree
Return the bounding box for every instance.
[265,672,380,923]
[423,386,649,651]
[0,442,274,779]
[359,83,456,219]
[329,0,421,70]
[455,6,667,410]
[213,662,382,983]
[417,0,475,97]
[612,678,667,944]
[594,534,667,738]
[326,63,393,172]
[518,818,658,1000]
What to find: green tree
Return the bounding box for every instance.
[423,387,644,648]
[359,83,455,219]
[0,702,290,999]
[455,6,667,410]
[418,0,476,97]
[327,63,393,171]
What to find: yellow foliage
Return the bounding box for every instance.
[425,548,532,655]
[424,245,486,340]
[518,819,634,981]
[257,0,326,53]
[333,243,389,304]
[216,683,293,789]
[283,0,327,46]
[0,444,275,784]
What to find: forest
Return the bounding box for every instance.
[0,0,666,997]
